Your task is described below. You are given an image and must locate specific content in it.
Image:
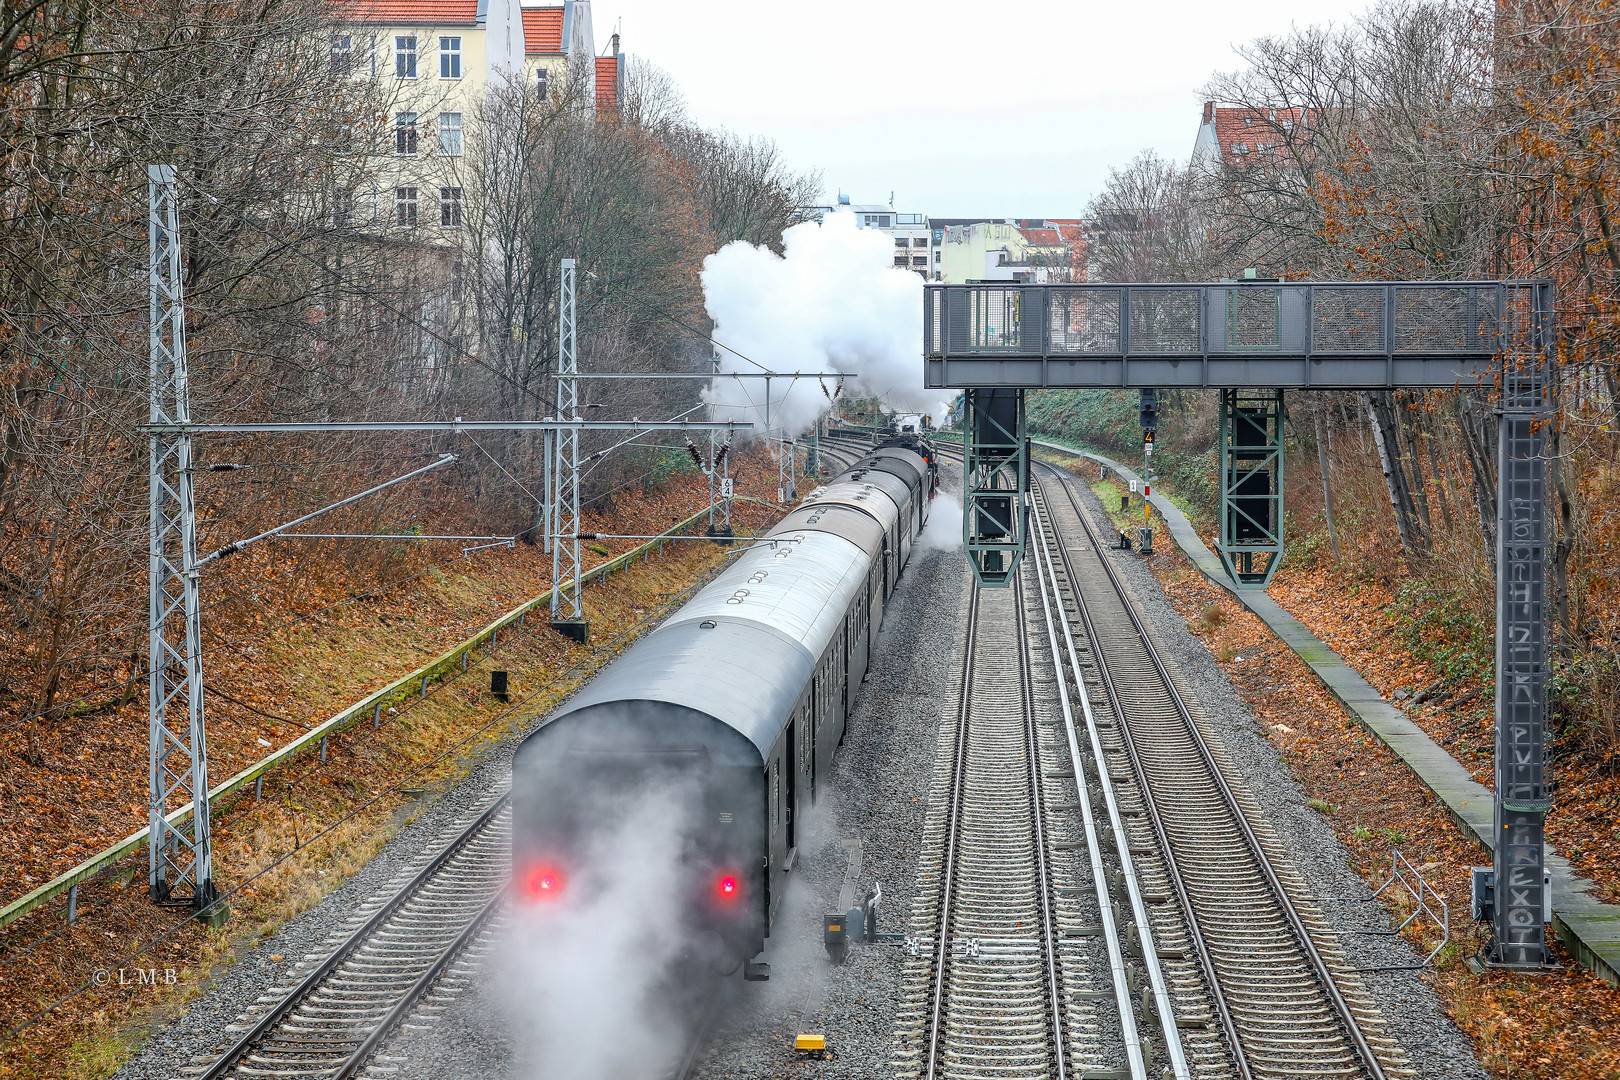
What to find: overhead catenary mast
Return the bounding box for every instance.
[146,164,219,918]
[550,258,588,643]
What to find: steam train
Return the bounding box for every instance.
[510,439,937,968]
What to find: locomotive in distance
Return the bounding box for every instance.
[511,435,939,972]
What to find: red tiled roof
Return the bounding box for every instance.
[1209,106,1307,166]
[1019,227,1062,246]
[595,55,619,109]
[345,0,479,24]
[523,7,564,53]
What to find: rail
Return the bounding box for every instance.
[1028,487,1191,1079]
[194,795,510,1078]
[1036,461,1398,1079]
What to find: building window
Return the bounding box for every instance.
[893,255,907,267]
[894,237,908,248]
[333,191,355,229]
[912,255,927,266]
[331,35,352,76]
[439,36,461,78]
[440,186,462,227]
[395,112,418,155]
[395,187,419,227]
[535,66,549,98]
[395,35,417,78]
[439,112,463,156]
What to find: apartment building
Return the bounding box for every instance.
[804,194,933,276]
[1192,100,1307,167]
[935,219,1085,284]
[337,0,619,233]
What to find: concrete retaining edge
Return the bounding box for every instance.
[1035,438,1620,986]
[0,499,754,933]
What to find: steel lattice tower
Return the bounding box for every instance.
[549,259,587,641]
[146,165,216,911]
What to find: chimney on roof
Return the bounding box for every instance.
[1203,100,1214,125]
[611,32,619,56]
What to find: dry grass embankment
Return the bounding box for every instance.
[0,448,795,1079]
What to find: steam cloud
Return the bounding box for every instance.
[497,782,707,1078]
[700,210,953,435]
[918,492,964,552]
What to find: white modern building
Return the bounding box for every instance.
[805,194,933,277]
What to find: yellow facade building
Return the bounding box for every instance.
[336,0,618,232]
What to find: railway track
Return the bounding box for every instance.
[1032,462,1414,1080]
[895,550,1199,1078]
[179,796,511,1080]
[895,580,1068,1078]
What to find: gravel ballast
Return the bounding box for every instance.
[1051,462,1487,1080]
[115,462,1487,1080]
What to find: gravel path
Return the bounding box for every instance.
[1054,463,1487,1080]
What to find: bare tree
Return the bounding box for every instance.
[1085,150,1212,282]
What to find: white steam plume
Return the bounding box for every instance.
[918,492,963,552]
[700,210,951,436]
[497,783,706,1078]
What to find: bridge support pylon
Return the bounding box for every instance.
[1217,388,1285,588]
[962,389,1026,588]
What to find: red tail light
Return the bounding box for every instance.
[716,874,740,902]
[521,864,565,901]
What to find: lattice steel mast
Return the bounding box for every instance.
[550,259,587,641]
[147,164,216,912]
[1490,280,1553,967]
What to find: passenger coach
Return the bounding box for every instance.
[511,442,936,969]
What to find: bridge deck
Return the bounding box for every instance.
[924,280,1544,390]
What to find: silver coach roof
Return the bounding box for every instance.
[799,478,905,531]
[535,530,871,761]
[853,446,929,487]
[666,530,869,659]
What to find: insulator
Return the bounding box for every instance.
[684,441,704,468]
[714,442,730,467]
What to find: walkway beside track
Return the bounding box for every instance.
[1036,440,1620,988]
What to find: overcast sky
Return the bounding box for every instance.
[598,0,1377,219]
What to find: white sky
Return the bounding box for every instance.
[597,0,1377,218]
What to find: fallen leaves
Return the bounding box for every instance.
[0,446,791,1078]
[1149,545,1620,1080]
